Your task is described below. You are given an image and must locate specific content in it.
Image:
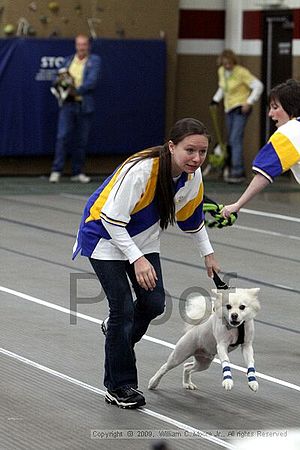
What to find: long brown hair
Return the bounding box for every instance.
[118,118,210,229]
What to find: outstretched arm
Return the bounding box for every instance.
[191,226,220,278]
[221,174,270,218]
[204,253,220,279]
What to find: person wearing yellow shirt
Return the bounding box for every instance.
[49,34,101,183]
[211,49,263,184]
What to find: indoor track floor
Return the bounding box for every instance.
[1,176,300,450]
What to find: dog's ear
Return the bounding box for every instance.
[248,288,260,297]
[247,288,261,313]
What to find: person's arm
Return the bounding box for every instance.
[100,160,158,291]
[212,87,224,104]
[76,55,101,94]
[101,220,157,291]
[241,78,264,114]
[221,173,270,218]
[101,220,143,263]
[247,78,264,105]
[191,226,220,278]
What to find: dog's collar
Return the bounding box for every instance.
[228,322,245,348]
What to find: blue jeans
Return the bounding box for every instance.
[90,253,165,391]
[52,102,93,175]
[225,106,251,177]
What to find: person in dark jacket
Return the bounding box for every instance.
[49,34,101,183]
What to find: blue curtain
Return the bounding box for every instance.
[0,38,166,156]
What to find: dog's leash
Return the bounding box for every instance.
[212,270,229,290]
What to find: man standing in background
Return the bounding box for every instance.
[49,34,101,183]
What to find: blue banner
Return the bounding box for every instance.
[0,38,166,156]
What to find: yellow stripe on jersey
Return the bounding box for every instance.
[85,153,157,224]
[176,182,204,221]
[270,132,300,172]
[131,158,159,214]
[85,163,127,223]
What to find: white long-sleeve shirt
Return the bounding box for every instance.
[73,155,213,262]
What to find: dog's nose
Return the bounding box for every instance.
[231,313,238,321]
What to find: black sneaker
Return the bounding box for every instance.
[105,387,146,409]
[101,317,108,336]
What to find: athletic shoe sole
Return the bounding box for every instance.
[105,392,146,409]
[101,321,107,336]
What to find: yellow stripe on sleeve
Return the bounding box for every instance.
[176,182,204,222]
[270,132,300,172]
[85,164,127,224]
[131,158,159,214]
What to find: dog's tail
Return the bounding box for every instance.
[184,294,213,332]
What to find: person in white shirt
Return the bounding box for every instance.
[73,118,220,409]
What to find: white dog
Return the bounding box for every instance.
[148,288,260,392]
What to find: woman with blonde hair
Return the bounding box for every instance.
[211,49,264,183]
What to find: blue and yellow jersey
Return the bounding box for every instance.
[252,118,300,183]
[73,153,205,260]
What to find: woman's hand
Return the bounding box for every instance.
[221,203,240,219]
[204,253,220,279]
[134,256,158,291]
[241,103,252,114]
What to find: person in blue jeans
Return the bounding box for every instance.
[211,49,263,183]
[49,34,101,183]
[72,118,220,409]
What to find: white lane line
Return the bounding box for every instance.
[240,208,300,223]
[1,285,300,393]
[0,347,234,449]
[233,225,300,241]
[60,194,300,223]
[1,286,299,390]
[167,225,300,242]
[61,195,300,239]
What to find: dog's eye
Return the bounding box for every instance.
[226,304,232,310]
[239,305,246,310]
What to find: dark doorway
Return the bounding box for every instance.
[261,10,293,143]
